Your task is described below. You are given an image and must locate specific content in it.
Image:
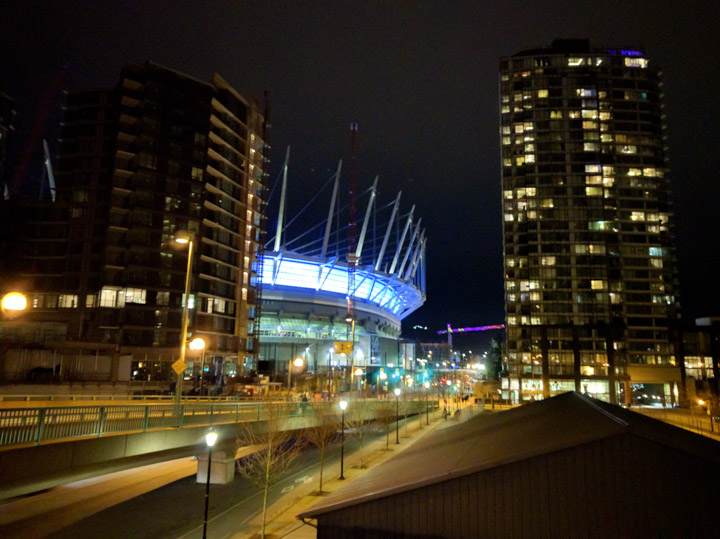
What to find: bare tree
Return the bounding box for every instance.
[345,399,376,469]
[235,401,304,539]
[375,399,396,451]
[304,401,340,495]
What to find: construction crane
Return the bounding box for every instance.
[437,323,505,347]
[347,123,358,388]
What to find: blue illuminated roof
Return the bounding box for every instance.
[260,251,425,320]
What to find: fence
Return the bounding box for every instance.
[0,399,429,449]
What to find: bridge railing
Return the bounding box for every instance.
[0,399,432,449]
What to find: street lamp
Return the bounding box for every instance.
[202,427,218,539]
[190,337,206,397]
[1,292,27,313]
[174,230,195,404]
[394,387,401,444]
[288,357,304,393]
[339,399,348,479]
[424,381,430,425]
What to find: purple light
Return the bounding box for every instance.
[436,324,505,335]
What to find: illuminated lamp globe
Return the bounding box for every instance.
[394,388,401,397]
[339,400,348,411]
[293,357,304,368]
[189,337,206,351]
[205,428,218,447]
[354,368,364,376]
[1,292,27,312]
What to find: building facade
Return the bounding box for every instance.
[1,62,266,386]
[500,40,680,404]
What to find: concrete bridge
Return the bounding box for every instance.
[0,398,433,500]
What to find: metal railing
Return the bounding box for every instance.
[0,399,431,449]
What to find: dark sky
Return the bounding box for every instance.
[2,1,719,346]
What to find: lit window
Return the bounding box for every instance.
[631,211,646,222]
[624,57,648,68]
[583,121,597,130]
[124,288,147,305]
[504,213,514,222]
[599,111,612,120]
[502,125,511,134]
[588,244,605,254]
[581,110,598,119]
[515,156,525,166]
[523,122,534,132]
[585,186,602,196]
[526,187,536,196]
[503,158,512,167]
[591,280,607,290]
[502,136,511,146]
[601,134,614,142]
[550,110,563,119]
[541,198,554,208]
[58,295,79,308]
[525,154,535,163]
[576,89,597,97]
[537,89,548,98]
[585,165,601,173]
[503,190,514,199]
[584,142,600,151]
[514,124,524,134]
[585,176,602,185]
[541,256,556,266]
[501,105,510,113]
[568,57,585,67]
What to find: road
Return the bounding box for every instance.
[0,420,402,539]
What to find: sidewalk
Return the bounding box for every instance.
[232,402,480,539]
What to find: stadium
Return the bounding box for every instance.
[256,153,426,387]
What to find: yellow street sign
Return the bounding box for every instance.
[333,341,353,354]
[171,359,187,375]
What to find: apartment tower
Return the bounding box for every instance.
[500,40,679,404]
[6,62,266,383]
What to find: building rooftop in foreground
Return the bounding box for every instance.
[299,392,720,537]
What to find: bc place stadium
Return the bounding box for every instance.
[256,151,426,384]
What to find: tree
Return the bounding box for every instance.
[375,399,396,450]
[235,401,304,539]
[344,399,375,469]
[304,401,340,495]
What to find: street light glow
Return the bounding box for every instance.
[339,399,348,411]
[293,357,304,367]
[394,388,401,396]
[189,337,206,351]
[1,292,27,312]
[205,429,218,447]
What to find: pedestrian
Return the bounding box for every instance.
[300,393,309,415]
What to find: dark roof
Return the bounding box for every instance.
[299,392,720,519]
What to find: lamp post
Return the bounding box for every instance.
[394,387,401,444]
[190,337,206,397]
[174,230,195,404]
[202,427,218,539]
[288,357,304,394]
[339,399,348,479]
[424,381,430,425]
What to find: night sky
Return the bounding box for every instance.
[2,1,719,347]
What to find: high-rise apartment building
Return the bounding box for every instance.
[3,62,266,383]
[499,40,679,404]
